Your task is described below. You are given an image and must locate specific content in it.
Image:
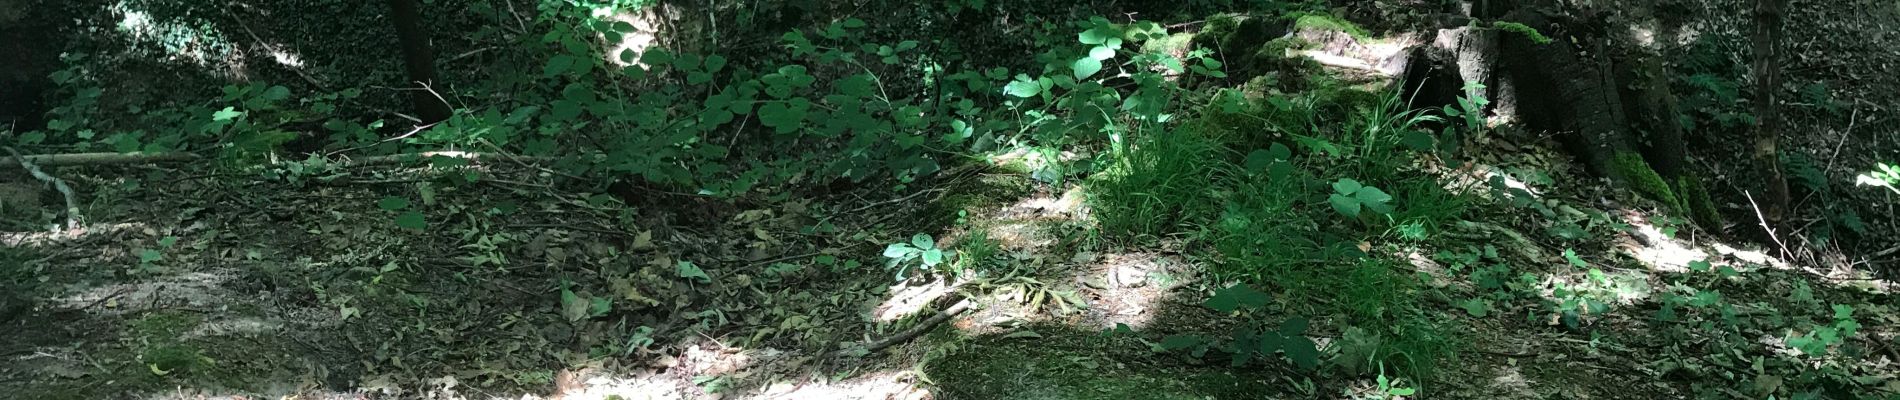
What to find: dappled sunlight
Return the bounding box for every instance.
[1293,27,1418,76]
[1069,252,1190,329]
[1619,211,1711,273]
[113,1,239,68]
[1,221,153,247]
[874,279,957,322]
[601,9,663,68]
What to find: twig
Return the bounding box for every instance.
[5,146,83,229]
[1745,190,1793,260]
[835,298,972,358]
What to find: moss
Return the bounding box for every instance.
[140,343,211,375]
[1492,21,1554,45]
[1291,13,1370,40]
[131,311,202,340]
[1677,176,1723,229]
[1609,153,1682,210]
[1140,32,1196,56]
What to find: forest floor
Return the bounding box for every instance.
[5,15,1900,400]
[3,135,1895,399]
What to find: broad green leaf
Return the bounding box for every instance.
[640,48,675,66]
[212,107,244,121]
[1204,284,1269,313]
[1269,143,1291,160]
[1244,150,1277,174]
[1460,298,1490,317]
[1088,45,1115,61]
[1073,57,1103,80]
[394,211,427,230]
[676,260,711,282]
[1004,75,1043,98]
[260,85,291,101]
[920,249,943,266]
[884,243,915,258]
[1278,318,1309,337]
[1159,335,1204,350]
[911,234,934,249]
[544,55,576,77]
[1329,194,1361,217]
[377,196,410,211]
[1332,178,1363,195]
[703,54,728,72]
[1283,335,1320,369]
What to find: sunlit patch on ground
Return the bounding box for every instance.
[1072,252,1190,330]
[1618,211,1712,273]
[875,279,957,322]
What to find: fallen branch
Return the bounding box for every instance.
[0,151,560,170]
[1745,190,1794,260]
[5,147,83,229]
[835,298,972,358]
[0,152,200,168]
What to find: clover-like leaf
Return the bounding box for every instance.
[1329,193,1362,217]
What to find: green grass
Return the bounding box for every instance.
[1088,127,1228,239]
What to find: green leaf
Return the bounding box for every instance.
[394,212,427,230]
[1072,57,1103,80]
[640,48,675,66]
[1563,249,1588,267]
[1159,335,1204,351]
[1078,27,1113,45]
[703,54,727,72]
[920,249,943,266]
[1687,260,1712,272]
[377,196,410,211]
[911,234,935,249]
[138,249,163,263]
[1004,75,1043,98]
[1204,284,1269,313]
[1355,187,1393,214]
[672,260,711,283]
[1460,298,1490,317]
[883,243,915,258]
[1277,318,1309,336]
[1283,335,1320,369]
[560,288,589,322]
[212,107,244,121]
[1329,194,1362,217]
[1244,150,1277,174]
[544,55,576,77]
[1088,45,1116,61]
[1268,143,1291,160]
[260,85,291,101]
[1332,178,1363,195]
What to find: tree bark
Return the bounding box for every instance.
[1749,0,1790,222]
[388,0,451,124]
[1497,10,1631,174]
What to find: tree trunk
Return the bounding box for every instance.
[1497,10,1631,174]
[1749,0,1790,223]
[388,0,451,124]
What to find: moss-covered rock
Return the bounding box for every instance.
[1610,152,1682,211]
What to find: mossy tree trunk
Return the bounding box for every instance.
[1495,9,1632,175]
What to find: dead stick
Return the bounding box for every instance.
[838,298,972,357]
[5,147,83,229]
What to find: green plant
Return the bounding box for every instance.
[1329,178,1394,218]
[1856,163,1899,194]
[1158,284,1323,370]
[884,233,948,280]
